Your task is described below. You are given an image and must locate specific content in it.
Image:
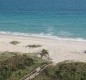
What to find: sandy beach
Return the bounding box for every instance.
[0,34,86,63]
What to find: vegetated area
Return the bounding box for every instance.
[33,61,86,80]
[10,41,20,45]
[26,44,41,48]
[0,51,48,80]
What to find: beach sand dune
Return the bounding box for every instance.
[0,35,86,63]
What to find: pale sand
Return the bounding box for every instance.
[0,34,86,63]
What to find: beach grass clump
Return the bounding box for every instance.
[10,41,20,45]
[84,50,86,53]
[26,44,41,48]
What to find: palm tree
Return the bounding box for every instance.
[40,49,49,59]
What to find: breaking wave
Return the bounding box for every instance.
[0,31,86,42]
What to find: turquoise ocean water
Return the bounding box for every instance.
[0,0,86,41]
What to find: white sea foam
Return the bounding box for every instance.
[58,31,73,36]
[0,31,86,42]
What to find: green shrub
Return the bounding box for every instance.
[0,52,46,80]
[0,53,33,80]
[55,62,86,80]
[33,62,86,80]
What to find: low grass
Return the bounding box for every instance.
[26,44,41,48]
[10,41,20,45]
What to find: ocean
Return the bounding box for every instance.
[0,0,86,41]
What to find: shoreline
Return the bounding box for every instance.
[0,34,86,63]
[0,33,86,43]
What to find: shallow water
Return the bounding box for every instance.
[0,0,86,41]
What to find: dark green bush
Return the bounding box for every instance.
[0,54,33,80]
[55,62,86,80]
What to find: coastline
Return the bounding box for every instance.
[0,34,86,63]
[0,31,86,42]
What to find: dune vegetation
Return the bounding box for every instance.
[0,51,49,80]
[33,61,86,80]
[0,51,86,80]
[26,44,41,48]
[10,41,20,45]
